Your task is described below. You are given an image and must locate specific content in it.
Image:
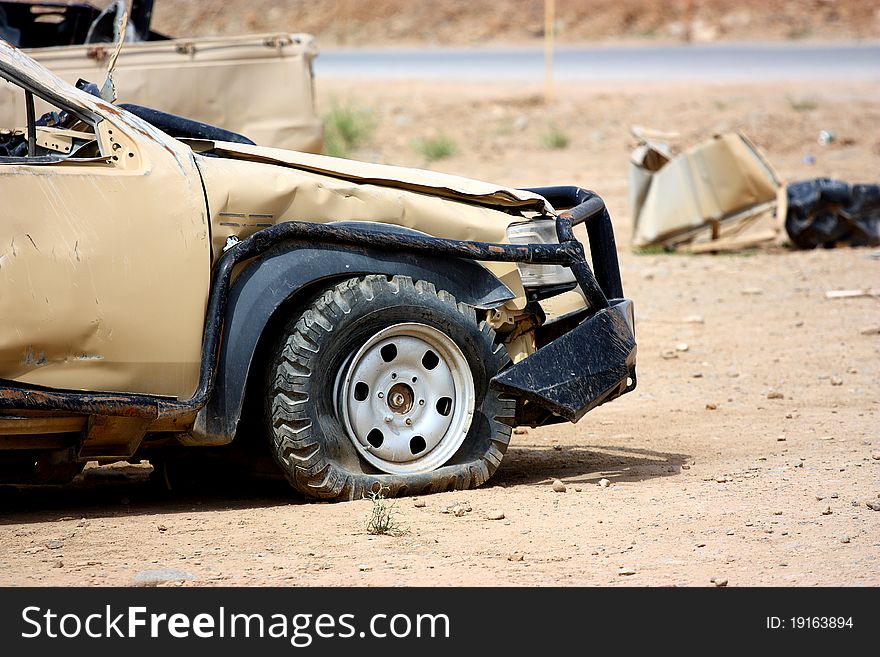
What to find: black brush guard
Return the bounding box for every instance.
[0,186,635,424]
[489,187,637,423]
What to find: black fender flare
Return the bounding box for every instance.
[188,223,515,445]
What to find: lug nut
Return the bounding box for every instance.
[377,392,384,399]
[384,415,393,424]
[405,418,413,426]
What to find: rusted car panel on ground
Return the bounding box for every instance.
[0,42,637,498]
[0,1,322,151]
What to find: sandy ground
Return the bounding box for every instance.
[1,77,878,587]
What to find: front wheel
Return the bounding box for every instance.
[266,275,514,500]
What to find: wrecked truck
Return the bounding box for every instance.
[0,0,322,152]
[0,42,636,500]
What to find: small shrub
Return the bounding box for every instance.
[413,135,457,162]
[542,126,570,150]
[365,486,402,536]
[787,96,819,112]
[323,103,374,158]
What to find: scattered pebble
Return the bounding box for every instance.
[872,452,880,461]
[552,444,562,451]
[821,506,832,516]
[552,479,567,493]
[675,343,689,352]
[618,567,636,576]
[358,564,372,572]
[45,540,64,550]
[712,577,729,587]
[741,288,763,296]
[715,476,728,483]
[773,511,783,516]
[513,428,528,435]
[508,553,524,562]
[486,511,505,521]
[705,403,718,410]
[859,325,880,336]
[598,478,611,488]
[413,499,427,508]
[830,376,843,386]
[574,486,583,492]
[830,492,838,499]
[866,500,880,511]
[661,350,678,360]
[767,391,784,400]
[157,524,168,532]
[53,560,63,568]
[777,435,787,442]
[133,568,196,587]
[684,315,704,324]
[840,536,850,544]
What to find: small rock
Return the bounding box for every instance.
[486,511,505,521]
[508,553,524,562]
[830,377,843,386]
[618,567,636,576]
[45,539,64,550]
[821,506,832,516]
[552,444,562,451]
[872,452,880,461]
[513,428,528,435]
[766,390,784,400]
[696,542,706,548]
[157,524,168,532]
[598,478,611,488]
[574,486,583,492]
[692,372,703,378]
[773,510,783,516]
[777,435,787,442]
[713,578,728,587]
[684,315,704,324]
[830,492,838,499]
[741,287,763,296]
[357,564,372,572]
[413,499,426,508]
[675,343,689,352]
[660,350,678,360]
[133,568,195,587]
[859,325,880,336]
[840,536,850,544]
[53,560,63,568]
[705,403,718,410]
[715,476,728,483]
[552,479,567,493]
[866,500,880,511]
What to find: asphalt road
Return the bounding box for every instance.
[316,42,880,82]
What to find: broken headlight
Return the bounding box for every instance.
[506,219,577,288]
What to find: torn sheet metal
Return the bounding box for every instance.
[630,132,780,249]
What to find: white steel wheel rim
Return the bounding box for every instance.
[339,322,475,475]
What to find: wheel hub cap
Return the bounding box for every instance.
[339,322,475,475]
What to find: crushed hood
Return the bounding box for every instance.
[204,141,553,214]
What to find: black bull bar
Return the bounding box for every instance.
[489,186,637,423]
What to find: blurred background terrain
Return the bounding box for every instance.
[150,0,880,45]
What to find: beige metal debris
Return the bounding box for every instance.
[630,131,781,251]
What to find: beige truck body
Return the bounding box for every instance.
[1,32,323,152]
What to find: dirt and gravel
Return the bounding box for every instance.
[1,75,878,587]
